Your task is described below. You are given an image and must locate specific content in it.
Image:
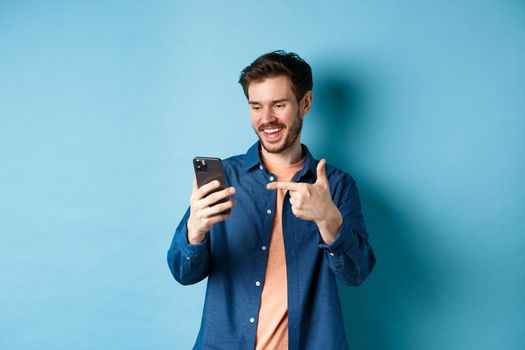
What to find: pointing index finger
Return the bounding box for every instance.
[266,181,302,191]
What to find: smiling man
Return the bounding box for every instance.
[167,50,376,350]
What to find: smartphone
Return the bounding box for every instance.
[193,157,231,215]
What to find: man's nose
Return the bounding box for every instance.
[261,107,277,124]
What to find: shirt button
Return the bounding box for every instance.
[185,257,191,260]
[329,252,335,256]
[259,165,263,170]
[261,245,267,251]
[250,317,255,323]
[255,281,261,287]
[266,209,272,215]
[269,176,274,181]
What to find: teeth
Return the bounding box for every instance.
[263,128,282,134]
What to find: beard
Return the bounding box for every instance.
[254,112,303,154]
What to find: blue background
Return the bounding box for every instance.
[1,1,524,349]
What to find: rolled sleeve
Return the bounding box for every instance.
[318,222,356,256]
[177,220,209,259]
[319,174,376,286]
[167,207,210,285]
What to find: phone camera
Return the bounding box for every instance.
[195,159,208,172]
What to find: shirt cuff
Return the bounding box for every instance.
[318,221,355,256]
[178,223,209,259]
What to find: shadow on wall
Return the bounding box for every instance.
[314,70,454,349]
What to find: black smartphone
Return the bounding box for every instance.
[193,157,231,214]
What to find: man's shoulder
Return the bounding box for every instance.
[220,152,250,179]
[221,142,259,173]
[324,161,355,182]
[322,160,358,197]
[222,152,246,168]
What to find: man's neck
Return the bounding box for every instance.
[260,138,304,166]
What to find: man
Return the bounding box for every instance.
[167,50,376,349]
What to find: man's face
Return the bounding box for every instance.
[247,75,311,154]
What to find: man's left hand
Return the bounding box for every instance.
[266,159,343,245]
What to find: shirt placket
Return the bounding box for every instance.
[248,165,278,346]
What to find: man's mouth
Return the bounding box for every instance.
[262,127,283,134]
[259,125,285,142]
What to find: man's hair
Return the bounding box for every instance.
[238,50,313,103]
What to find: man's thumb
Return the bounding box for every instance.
[316,159,327,184]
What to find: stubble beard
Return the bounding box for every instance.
[255,112,304,154]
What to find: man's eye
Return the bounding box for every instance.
[275,104,285,108]
[251,105,261,110]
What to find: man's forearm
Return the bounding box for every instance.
[316,205,343,245]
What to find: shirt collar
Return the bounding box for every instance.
[242,141,317,180]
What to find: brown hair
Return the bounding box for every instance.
[238,50,313,103]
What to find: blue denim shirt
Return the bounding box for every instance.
[167,142,376,350]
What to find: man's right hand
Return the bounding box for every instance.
[186,176,236,244]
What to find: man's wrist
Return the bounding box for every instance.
[316,205,343,245]
[186,225,206,245]
[187,234,205,245]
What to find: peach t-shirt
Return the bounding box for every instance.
[255,156,305,350]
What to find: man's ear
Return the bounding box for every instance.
[300,90,313,115]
